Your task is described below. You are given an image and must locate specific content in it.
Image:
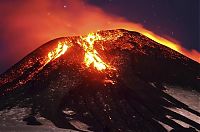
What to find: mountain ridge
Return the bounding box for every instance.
[0,29,199,131]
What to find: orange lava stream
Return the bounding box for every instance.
[45,31,199,73]
[2,0,199,64]
[47,41,70,63]
[46,33,112,71]
[80,33,110,71]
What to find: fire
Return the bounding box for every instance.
[79,33,111,71]
[1,0,199,69]
[45,33,112,71]
[47,41,69,63]
[42,33,117,85]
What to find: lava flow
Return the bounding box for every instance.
[80,32,113,71]
[46,32,115,72]
[81,33,108,71]
[43,32,119,85]
[47,41,70,63]
[0,29,199,131]
[0,29,199,97]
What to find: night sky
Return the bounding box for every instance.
[89,0,199,50]
[0,0,199,73]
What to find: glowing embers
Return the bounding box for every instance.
[47,41,70,63]
[45,33,114,72]
[79,33,112,71]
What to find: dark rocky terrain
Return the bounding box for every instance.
[0,29,199,132]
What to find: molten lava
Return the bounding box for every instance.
[47,41,70,63]
[80,33,110,71]
[44,30,199,76]
[1,29,199,96]
[1,0,199,72]
[46,33,112,71]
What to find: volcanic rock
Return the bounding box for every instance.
[0,29,199,131]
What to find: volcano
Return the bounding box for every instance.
[0,29,199,132]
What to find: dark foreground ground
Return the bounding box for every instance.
[0,86,199,132]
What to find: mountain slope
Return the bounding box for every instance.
[0,29,199,131]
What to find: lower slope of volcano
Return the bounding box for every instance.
[0,29,199,131]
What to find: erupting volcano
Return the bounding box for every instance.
[0,29,199,132]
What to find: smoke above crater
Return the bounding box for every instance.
[0,0,199,73]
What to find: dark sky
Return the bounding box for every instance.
[0,0,199,73]
[88,0,199,50]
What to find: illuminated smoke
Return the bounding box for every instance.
[0,0,199,73]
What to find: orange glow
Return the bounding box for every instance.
[142,31,199,63]
[143,32,179,52]
[45,33,113,71]
[1,0,199,69]
[47,41,69,63]
[79,33,110,71]
[100,22,199,63]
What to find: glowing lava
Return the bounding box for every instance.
[45,33,113,71]
[79,33,111,71]
[47,41,70,63]
[2,0,199,66]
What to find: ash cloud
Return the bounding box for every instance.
[0,0,141,73]
[0,0,199,73]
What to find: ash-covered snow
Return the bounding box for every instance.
[0,107,79,132]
